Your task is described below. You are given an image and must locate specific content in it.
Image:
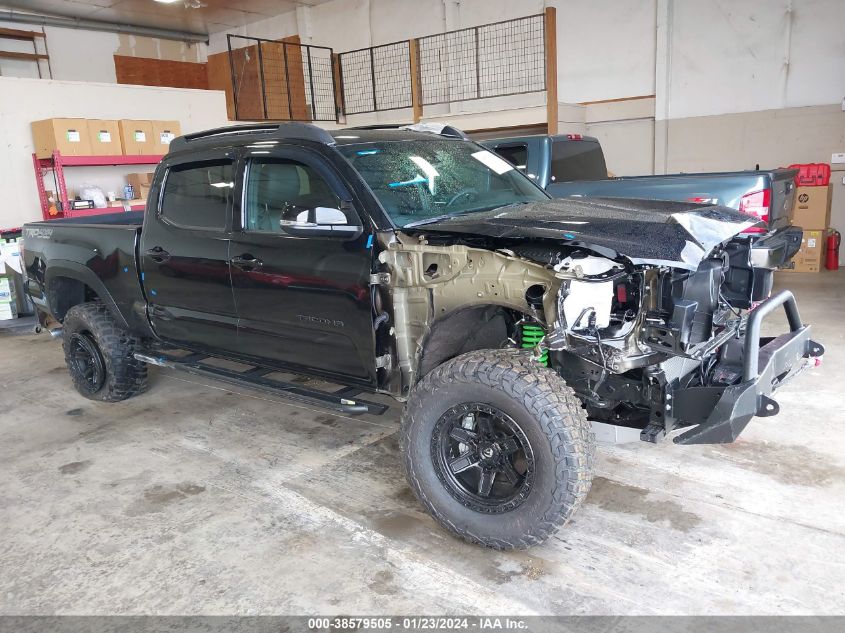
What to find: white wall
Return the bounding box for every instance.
[0,21,207,84]
[553,0,657,103]
[3,0,841,117]
[207,12,298,56]
[206,0,844,126]
[206,0,544,56]
[0,77,228,231]
[663,0,845,120]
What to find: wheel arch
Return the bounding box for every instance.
[417,303,527,381]
[45,261,128,328]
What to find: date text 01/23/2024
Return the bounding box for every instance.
[306,617,529,630]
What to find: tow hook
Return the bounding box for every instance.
[757,395,779,417]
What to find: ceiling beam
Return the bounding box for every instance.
[0,9,209,44]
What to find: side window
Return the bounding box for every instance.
[550,140,607,183]
[160,160,235,229]
[493,144,528,172]
[245,158,347,233]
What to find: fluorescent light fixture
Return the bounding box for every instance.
[210,181,234,188]
[250,150,270,154]
[153,0,181,4]
[334,135,359,139]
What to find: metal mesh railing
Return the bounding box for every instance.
[227,35,337,122]
[338,41,412,114]
[417,14,545,105]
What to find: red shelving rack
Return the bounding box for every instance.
[32,151,163,220]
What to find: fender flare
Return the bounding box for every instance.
[44,260,130,328]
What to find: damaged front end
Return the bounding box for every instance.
[541,250,823,444]
[385,197,822,445]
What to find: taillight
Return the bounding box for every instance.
[739,189,770,234]
[566,134,583,141]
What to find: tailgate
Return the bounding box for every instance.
[767,169,798,232]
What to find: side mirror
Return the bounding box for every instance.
[282,200,363,239]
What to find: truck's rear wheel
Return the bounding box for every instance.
[62,302,148,402]
[401,349,594,549]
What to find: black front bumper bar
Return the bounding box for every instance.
[672,290,823,444]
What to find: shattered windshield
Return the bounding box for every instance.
[338,139,549,227]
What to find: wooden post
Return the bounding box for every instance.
[409,38,423,123]
[332,53,345,123]
[544,7,558,135]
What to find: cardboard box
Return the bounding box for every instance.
[126,172,154,190]
[0,302,16,321]
[126,172,154,198]
[118,120,155,155]
[791,185,831,229]
[86,119,123,156]
[781,229,825,273]
[31,118,92,158]
[108,198,146,209]
[0,277,17,320]
[151,120,181,155]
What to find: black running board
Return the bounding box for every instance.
[133,352,389,416]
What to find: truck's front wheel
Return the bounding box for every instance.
[63,302,148,402]
[401,349,595,549]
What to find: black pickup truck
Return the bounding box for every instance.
[22,122,823,549]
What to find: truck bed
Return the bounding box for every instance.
[22,214,145,331]
[37,210,144,228]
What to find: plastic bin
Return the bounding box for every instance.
[788,163,831,186]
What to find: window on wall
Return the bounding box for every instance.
[160,160,235,230]
[245,159,342,233]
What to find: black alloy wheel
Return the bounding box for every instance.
[67,331,106,395]
[431,402,534,514]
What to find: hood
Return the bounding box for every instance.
[407,197,759,270]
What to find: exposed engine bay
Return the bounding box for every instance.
[509,241,773,437]
[376,219,814,444]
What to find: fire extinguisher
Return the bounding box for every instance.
[826,230,841,271]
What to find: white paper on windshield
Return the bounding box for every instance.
[471,150,514,175]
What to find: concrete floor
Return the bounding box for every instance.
[1,272,843,616]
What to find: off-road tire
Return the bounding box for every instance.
[62,302,148,402]
[401,349,594,549]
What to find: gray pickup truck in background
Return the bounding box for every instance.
[481,133,798,236]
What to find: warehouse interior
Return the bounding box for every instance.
[0,0,843,621]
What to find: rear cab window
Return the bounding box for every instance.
[550,139,607,182]
[160,159,235,230]
[492,143,529,173]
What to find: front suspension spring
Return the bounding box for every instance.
[520,323,548,366]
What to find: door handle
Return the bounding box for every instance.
[231,254,264,270]
[146,246,170,263]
